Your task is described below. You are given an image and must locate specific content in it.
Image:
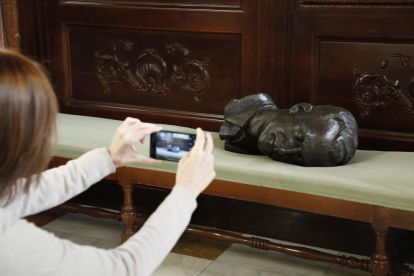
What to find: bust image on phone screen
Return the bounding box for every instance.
[150,131,196,162]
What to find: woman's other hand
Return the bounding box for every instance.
[108,117,162,167]
[175,128,216,198]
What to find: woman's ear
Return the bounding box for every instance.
[289,103,313,114]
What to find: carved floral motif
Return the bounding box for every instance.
[95,41,210,101]
[353,54,414,116]
[172,59,210,102]
[166,43,189,58]
[167,43,211,102]
[135,49,170,94]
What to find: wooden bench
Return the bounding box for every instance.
[51,113,414,276]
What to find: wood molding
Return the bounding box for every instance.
[65,102,224,132]
[0,0,20,50]
[60,0,243,10]
[67,100,225,121]
[359,129,414,143]
[300,0,414,6]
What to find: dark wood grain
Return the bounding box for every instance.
[0,0,20,50]
[68,27,241,115]
[22,0,414,150]
[60,0,242,9]
[290,2,414,150]
[25,0,414,147]
[24,0,269,132]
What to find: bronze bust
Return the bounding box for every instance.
[219,94,358,167]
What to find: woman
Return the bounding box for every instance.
[0,49,216,276]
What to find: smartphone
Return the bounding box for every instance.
[150,131,196,162]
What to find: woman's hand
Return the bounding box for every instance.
[175,128,216,198]
[108,117,162,168]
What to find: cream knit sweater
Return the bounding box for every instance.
[0,148,197,276]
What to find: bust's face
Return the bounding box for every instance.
[255,106,355,166]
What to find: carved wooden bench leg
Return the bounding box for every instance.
[371,207,391,276]
[371,230,391,276]
[118,167,136,243]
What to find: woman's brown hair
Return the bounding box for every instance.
[0,49,58,197]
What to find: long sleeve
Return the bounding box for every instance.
[0,185,197,276]
[0,148,116,218]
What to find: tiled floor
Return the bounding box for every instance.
[26,212,390,276]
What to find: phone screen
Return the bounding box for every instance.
[150,131,196,162]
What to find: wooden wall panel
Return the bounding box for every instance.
[289,2,414,150]
[38,0,265,130]
[318,41,414,133]
[23,0,414,150]
[68,27,241,115]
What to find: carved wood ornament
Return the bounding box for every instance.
[95,41,210,102]
[353,54,414,117]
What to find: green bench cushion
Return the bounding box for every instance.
[55,113,414,212]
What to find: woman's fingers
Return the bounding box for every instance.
[126,122,160,134]
[120,117,141,129]
[133,126,162,141]
[203,133,214,154]
[179,151,191,164]
[126,123,162,143]
[129,122,162,144]
[192,128,206,154]
[175,129,215,198]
